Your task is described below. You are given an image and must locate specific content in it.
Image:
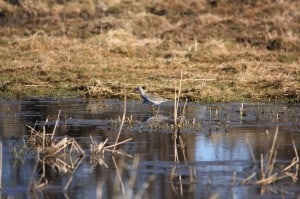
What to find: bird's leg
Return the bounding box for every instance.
[154,106,160,118]
[151,105,156,112]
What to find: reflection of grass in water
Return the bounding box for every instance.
[243,126,299,186]
[90,96,155,198]
[26,110,86,190]
[110,155,156,199]
[6,99,299,196]
[23,100,134,193]
[10,139,27,165]
[170,70,196,196]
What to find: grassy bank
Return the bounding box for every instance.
[0,0,299,102]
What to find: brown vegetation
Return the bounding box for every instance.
[0,0,299,101]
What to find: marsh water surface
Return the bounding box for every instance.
[0,98,299,199]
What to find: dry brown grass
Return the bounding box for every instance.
[0,0,299,101]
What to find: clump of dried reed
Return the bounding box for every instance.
[27,110,84,157]
[90,95,133,167]
[27,98,133,191]
[242,126,299,185]
[26,110,86,191]
[29,150,85,191]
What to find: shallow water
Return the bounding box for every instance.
[0,98,299,199]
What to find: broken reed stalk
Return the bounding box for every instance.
[232,171,236,185]
[178,99,188,127]
[178,125,188,162]
[245,137,256,163]
[173,84,179,162]
[53,137,85,155]
[260,154,265,180]
[135,175,156,199]
[173,93,179,161]
[173,69,184,162]
[0,141,2,192]
[241,172,257,184]
[127,155,140,199]
[173,73,189,163]
[171,70,183,192]
[64,155,85,191]
[42,118,48,149]
[171,70,195,191]
[266,126,279,176]
[90,136,109,154]
[28,151,41,191]
[283,157,298,172]
[113,95,127,153]
[104,138,133,150]
[51,109,61,140]
[292,140,299,162]
[112,156,126,198]
[174,70,183,126]
[90,136,132,157]
[176,70,183,114]
[268,150,278,177]
[292,140,299,176]
[179,174,183,196]
[174,84,178,127]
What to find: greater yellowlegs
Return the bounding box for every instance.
[135,86,169,106]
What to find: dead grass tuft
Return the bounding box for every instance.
[86,79,114,97]
[27,110,84,157]
[0,0,17,15]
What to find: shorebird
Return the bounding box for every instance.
[135,86,169,106]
